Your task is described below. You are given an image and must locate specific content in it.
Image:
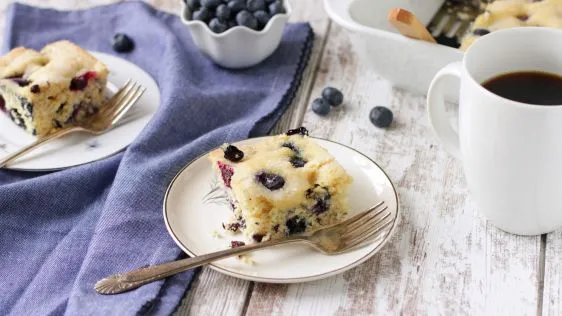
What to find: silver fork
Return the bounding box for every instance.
[95,201,394,295]
[0,80,145,168]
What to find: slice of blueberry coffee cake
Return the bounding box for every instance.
[209,127,353,243]
[0,40,109,137]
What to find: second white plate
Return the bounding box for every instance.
[164,137,400,283]
[0,52,160,171]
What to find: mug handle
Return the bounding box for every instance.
[427,61,462,158]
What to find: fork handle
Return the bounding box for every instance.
[95,236,306,295]
[0,127,82,168]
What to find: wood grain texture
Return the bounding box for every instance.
[543,232,561,315]
[174,267,251,316]
[246,21,543,316]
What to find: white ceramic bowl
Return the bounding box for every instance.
[324,0,463,99]
[180,0,291,69]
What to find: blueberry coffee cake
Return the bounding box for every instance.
[209,127,353,243]
[0,40,109,137]
[460,0,562,50]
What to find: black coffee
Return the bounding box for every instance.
[481,71,562,105]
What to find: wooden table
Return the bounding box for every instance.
[2,1,561,315]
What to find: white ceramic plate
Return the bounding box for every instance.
[164,137,400,283]
[0,52,160,171]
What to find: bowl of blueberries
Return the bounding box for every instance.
[180,0,290,69]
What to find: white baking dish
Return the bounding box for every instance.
[324,0,464,98]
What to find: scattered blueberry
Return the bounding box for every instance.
[473,28,490,36]
[0,95,5,112]
[286,127,308,136]
[253,10,270,28]
[236,10,259,30]
[224,144,244,162]
[216,4,232,20]
[246,0,266,12]
[311,98,331,116]
[252,234,264,242]
[227,0,246,14]
[369,106,393,128]
[112,33,135,53]
[268,0,285,15]
[201,0,221,9]
[185,0,201,10]
[286,216,307,235]
[192,7,212,22]
[256,171,285,190]
[30,84,40,94]
[322,87,344,106]
[289,156,307,168]
[230,241,245,248]
[209,18,228,33]
[32,129,37,136]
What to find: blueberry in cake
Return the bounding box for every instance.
[0,40,109,137]
[209,127,353,243]
[460,0,562,50]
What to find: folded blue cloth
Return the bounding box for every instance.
[0,2,313,315]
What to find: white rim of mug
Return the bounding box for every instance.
[463,27,562,108]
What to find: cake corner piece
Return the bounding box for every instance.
[209,128,353,244]
[0,40,109,137]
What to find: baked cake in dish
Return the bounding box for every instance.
[209,127,353,243]
[461,0,562,50]
[0,40,109,137]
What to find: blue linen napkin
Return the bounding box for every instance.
[0,2,313,315]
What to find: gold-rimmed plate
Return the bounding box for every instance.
[163,137,400,283]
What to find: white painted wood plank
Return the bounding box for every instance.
[543,233,561,315]
[174,267,251,316]
[246,22,542,316]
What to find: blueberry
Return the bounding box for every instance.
[281,142,298,152]
[369,106,393,128]
[30,84,40,94]
[227,0,246,14]
[256,172,285,190]
[236,10,259,30]
[216,4,231,20]
[223,144,244,162]
[0,95,5,112]
[8,76,30,87]
[112,33,135,53]
[185,0,200,10]
[286,127,308,136]
[286,216,307,235]
[201,0,221,8]
[227,20,237,29]
[473,28,490,36]
[289,156,307,168]
[268,0,285,15]
[192,7,212,22]
[253,10,270,28]
[209,18,228,33]
[23,101,33,115]
[311,98,330,116]
[252,234,264,242]
[322,87,344,106]
[246,0,266,11]
[265,0,276,3]
[230,241,245,248]
[306,185,331,214]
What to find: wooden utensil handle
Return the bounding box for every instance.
[388,8,437,44]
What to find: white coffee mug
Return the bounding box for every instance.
[427,27,562,236]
